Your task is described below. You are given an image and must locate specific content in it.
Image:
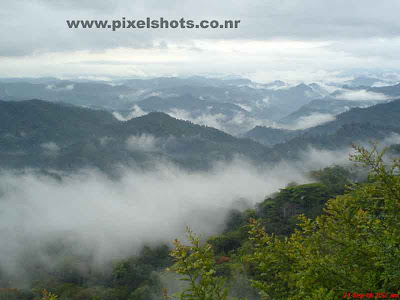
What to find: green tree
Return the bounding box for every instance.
[41,289,58,300]
[170,145,400,299]
[245,145,400,299]
[168,227,232,300]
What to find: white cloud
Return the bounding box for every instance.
[2,39,400,82]
[40,142,60,155]
[289,113,336,130]
[236,103,252,112]
[45,84,74,91]
[371,82,393,88]
[381,132,400,147]
[334,90,391,101]
[0,158,313,282]
[1,0,400,80]
[167,108,279,135]
[113,105,147,121]
[126,134,158,152]
[297,146,356,170]
[167,108,227,131]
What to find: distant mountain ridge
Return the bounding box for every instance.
[306,98,400,135]
[245,99,400,157]
[3,76,399,138]
[0,77,326,135]
[244,127,302,147]
[134,94,249,118]
[0,99,272,171]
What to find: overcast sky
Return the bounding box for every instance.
[1,0,400,82]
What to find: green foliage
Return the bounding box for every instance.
[244,145,400,298]
[0,243,171,300]
[273,122,400,161]
[0,288,27,300]
[41,289,58,300]
[207,166,352,260]
[5,145,400,299]
[223,209,257,234]
[111,244,170,294]
[169,145,400,299]
[168,227,231,300]
[257,182,333,236]
[208,230,246,255]
[310,164,352,194]
[0,100,272,171]
[128,284,152,300]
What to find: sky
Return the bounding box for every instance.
[1,0,400,82]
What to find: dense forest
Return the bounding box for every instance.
[1,145,399,299]
[1,89,400,300]
[2,99,400,173]
[3,0,400,297]
[0,100,271,171]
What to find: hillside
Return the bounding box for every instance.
[243,99,400,158]
[2,98,400,172]
[134,95,248,118]
[0,99,272,171]
[307,98,400,135]
[273,99,400,159]
[278,98,380,126]
[243,126,302,147]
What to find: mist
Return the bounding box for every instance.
[163,108,338,134]
[334,89,391,101]
[0,160,292,283]
[284,113,337,130]
[0,146,356,286]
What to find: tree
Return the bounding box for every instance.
[170,145,400,299]
[244,145,400,299]
[41,289,58,300]
[167,226,232,300]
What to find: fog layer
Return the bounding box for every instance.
[0,158,314,283]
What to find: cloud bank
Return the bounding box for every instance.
[2,1,400,79]
[334,90,391,101]
[0,156,323,284]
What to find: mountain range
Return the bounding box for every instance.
[1,97,400,172]
[1,76,399,137]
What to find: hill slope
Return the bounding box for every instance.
[0,100,272,171]
[245,99,400,155]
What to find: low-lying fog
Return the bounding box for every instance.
[0,145,361,285]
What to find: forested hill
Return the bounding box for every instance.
[270,99,400,159]
[1,98,400,172]
[244,99,400,153]
[134,95,248,118]
[244,126,302,147]
[307,98,400,135]
[0,99,118,142]
[0,99,272,171]
[118,111,239,141]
